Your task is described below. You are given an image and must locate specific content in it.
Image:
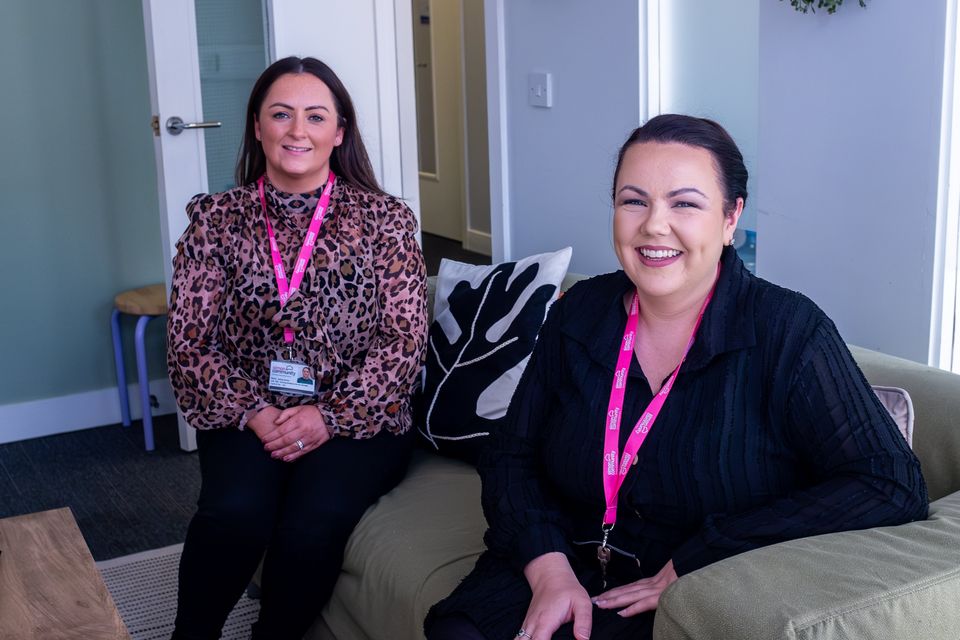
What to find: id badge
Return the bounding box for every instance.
[268,360,317,396]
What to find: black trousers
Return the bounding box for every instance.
[428,614,489,640]
[172,426,412,640]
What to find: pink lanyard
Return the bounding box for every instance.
[601,266,720,531]
[258,172,336,344]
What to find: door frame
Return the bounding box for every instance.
[142,0,217,451]
[482,0,509,263]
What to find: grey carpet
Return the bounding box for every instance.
[0,414,199,560]
[98,544,260,639]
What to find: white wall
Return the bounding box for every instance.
[499,0,641,276]
[757,1,947,363]
[660,0,759,232]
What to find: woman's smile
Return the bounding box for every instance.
[635,245,683,267]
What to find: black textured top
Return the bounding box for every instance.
[428,247,929,638]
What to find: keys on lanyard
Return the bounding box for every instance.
[597,524,613,589]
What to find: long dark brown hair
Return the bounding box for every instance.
[235,56,385,195]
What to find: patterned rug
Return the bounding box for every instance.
[97,544,260,639]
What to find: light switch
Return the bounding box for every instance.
[528,72,553,108]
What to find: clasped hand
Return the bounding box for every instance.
[248,405,330,462]
[521,555,677,639]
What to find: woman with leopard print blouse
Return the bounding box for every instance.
[166,57,427,640]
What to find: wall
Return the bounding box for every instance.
[660,0,759,233]
[757,1,947,363]
[0,3,165,416]
[501,0,641,276]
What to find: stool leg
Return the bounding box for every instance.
[111,309,132,427]
[135,315,156,452]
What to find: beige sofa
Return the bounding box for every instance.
[304,280,960,640]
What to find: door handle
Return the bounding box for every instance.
[165,116,222,135]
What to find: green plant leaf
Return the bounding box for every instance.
[782,0,868,14]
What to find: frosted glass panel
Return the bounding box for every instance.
[195,0,268,193]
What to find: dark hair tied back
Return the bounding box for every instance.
[235,56,384,195]
[612,114,748,216]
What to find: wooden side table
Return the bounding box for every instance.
[0,508,130,639]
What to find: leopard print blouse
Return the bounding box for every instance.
[166,177,428,439]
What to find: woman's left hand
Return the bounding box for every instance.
[592,559,678,617]
[261,405,331,462]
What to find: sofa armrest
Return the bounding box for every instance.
[654,491,960,640]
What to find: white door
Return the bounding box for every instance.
[142,0,270,451]
[414,0,466,242]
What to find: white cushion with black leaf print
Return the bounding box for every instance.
[417,247,572,463]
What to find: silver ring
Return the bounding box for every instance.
[295,439,304,450]
[516,630,532,639]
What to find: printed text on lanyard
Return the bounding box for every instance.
[258,172,336,345]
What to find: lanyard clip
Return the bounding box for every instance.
[284,344,294,361]
[600,522,614,549]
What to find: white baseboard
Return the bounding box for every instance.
[464,228,492,256]
[0,379,177,445]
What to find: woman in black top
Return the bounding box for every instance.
[426,115,928,640]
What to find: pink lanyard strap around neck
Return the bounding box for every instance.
[601,265,720,529]
[258,172,336,344]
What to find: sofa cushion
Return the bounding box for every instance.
[653,490,960,640]
[872,385,914,447]
[317,450,487,640]
[417,248,572,463]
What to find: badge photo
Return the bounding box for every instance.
[268,360,316,396]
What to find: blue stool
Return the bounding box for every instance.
[110,283,168,451]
